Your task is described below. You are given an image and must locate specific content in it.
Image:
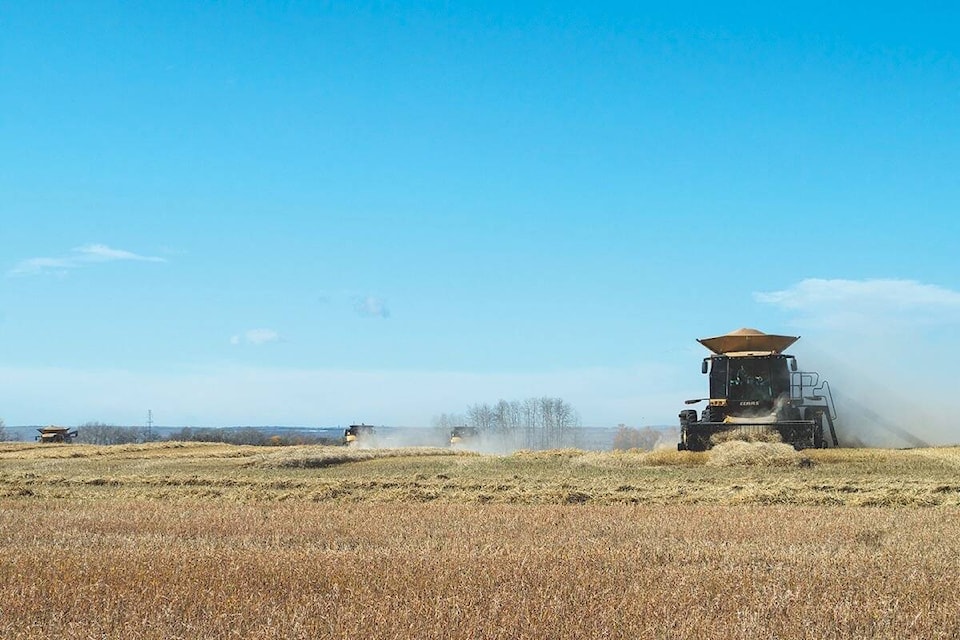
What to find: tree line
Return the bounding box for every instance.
[433,397,581,449]
[165,427,340,446]
[67,423,340,446]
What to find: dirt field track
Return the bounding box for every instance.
[2,442,959,638]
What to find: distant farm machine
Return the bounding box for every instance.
[343,424,375,446]
[678,328,839,451]
[36,426,79,444]
[449,426,479,447]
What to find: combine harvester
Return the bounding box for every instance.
[449,426,478,447]
[35,426,79,444]
[678,328,839,451]
[343,424,375,446]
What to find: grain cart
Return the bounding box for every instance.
[343,424,375,446]
[677,328,838,451]
[36,426,79,443]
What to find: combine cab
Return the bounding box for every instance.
[678,328,839,451]
[343,424,375,446]
[36,426,79,444]
[449,426,478,447]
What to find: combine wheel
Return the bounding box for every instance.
[685,434,708,452]
[678,429,704,452]
[813,419,825,449]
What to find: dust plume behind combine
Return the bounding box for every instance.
[792,339,955,448]
[342,426,551,453]
[448,430,544,455]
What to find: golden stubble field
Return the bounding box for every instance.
[2,442,960,639]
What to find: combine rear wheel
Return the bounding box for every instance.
[813,418,825,448]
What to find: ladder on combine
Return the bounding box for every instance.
[791,372,839,447]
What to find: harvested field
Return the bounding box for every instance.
[2,441,960,506]
[2,442,960,638]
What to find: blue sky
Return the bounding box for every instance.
[2,2,958,433]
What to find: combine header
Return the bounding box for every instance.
[678,328,838,451]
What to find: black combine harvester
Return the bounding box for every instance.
[678,328,839,451]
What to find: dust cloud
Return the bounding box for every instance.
[791,338,956,447]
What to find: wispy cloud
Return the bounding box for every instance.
[77,244,166,263]
[354,296,390,318]
[8,243,166,276]
[755,278,960,329]
[11,257,75,275]
[230,328,281,346]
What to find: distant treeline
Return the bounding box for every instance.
[433,397,581,449]
[166,427,341,446]
[72,422,342,446]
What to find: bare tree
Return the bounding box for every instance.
[0,418,9,442]
[448,397,580,449]
[552,397,579,448]
[467,402,496,432]
[77,422,149,445]
[431,412,466,430]
[521,398,540,448]
[493,399,521,447]
[539,396,557,448]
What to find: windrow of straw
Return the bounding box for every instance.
[4,441,960,506]
[252,445,474,469]
[706,440,811,468]
[709,428,783,445]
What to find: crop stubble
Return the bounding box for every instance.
[1,443,959,638]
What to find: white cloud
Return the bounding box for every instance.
[75,243,166,263]
[354,296,390,318]
[756,278,960,310]
[8,243,166,276]
[755,278,960,329]
[231,328,281,346]
[9,257,74,276]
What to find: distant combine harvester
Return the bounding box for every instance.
[36,426,79,444]
[449,426,479,447]
[343,424,375,446]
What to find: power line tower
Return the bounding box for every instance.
[146,409,154,440]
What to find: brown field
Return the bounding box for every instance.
[2,442,960,638]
